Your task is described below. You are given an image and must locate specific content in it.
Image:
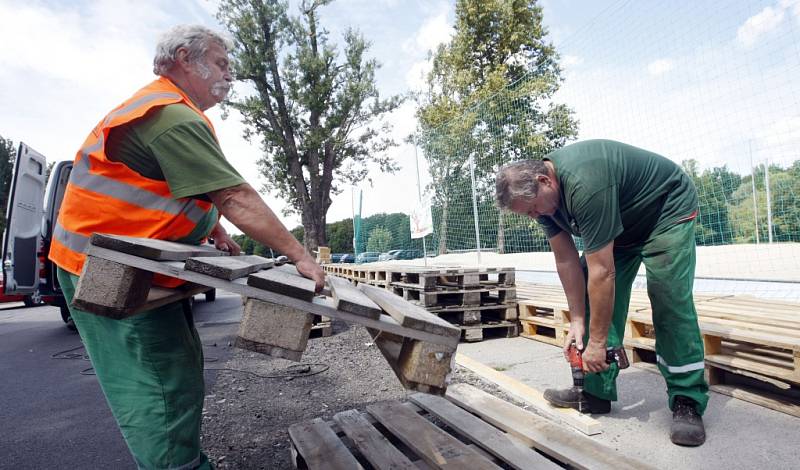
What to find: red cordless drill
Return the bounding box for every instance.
[566,340,630,412]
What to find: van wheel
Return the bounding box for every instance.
[205,289,216,302]
[60,305,77,331]
[23,291,43,307]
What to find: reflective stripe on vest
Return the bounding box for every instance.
[49,78,217,282]
[71,138,208,225]
[53,222,90,254]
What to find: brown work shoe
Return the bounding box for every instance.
[670,396,706,446]
[543,387,611,414]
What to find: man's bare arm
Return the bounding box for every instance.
[207,183,324,291]
[549,231,586,354]
[583,240,616,372]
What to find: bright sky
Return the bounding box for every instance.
[1,0,798,235]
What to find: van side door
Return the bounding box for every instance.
[2,143,46,295]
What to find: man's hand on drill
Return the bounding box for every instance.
[563,320,586,360]
[582,339,611,373]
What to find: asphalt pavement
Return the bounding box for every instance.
[0,292,243,469]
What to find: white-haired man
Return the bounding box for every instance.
[50,25,324,468]
[495,139,708,447]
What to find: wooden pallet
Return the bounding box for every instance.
[459,321,519,343]
[288,383,653,470]
[309,315,332,338]
[519,317,565,347]
[429,304,518,325]
[390,284,517,308]
[76,235,461,394]
[626,310,800,417]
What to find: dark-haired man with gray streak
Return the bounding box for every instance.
[496,139,708,446]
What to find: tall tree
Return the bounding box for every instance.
[0,136,16,234]
[218,0,403,251]
[416,0,578,254]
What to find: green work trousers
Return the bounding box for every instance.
[58,268,212,469]
[581,220,709,414]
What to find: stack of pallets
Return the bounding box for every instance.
[387,266,518,342]
[517,281,800,418]
[324,264,518,342]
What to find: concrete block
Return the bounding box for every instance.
[73,255,153,318]
[235,298,314,361]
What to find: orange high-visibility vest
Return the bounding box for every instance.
[49,77,217,287]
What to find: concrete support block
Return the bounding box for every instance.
[73,255,153,319]
[235,298,313,361]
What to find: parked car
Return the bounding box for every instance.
[355,251,381,263]
[396,249,423,260]
[331,253,349,263]
[334,253,355,263]
[378,249,402,261]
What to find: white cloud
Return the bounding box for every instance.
[401,5,452,92]
[737,5,785,47]
[647,58,674,76]
[561,55,583,68]
[405,60,432,92]
[403,7,452,56]
[780,0,800,18]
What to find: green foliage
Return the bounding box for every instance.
[416,0,578,254]
[366,226,392,253]
[682,159,741,245]
[326,218,353,253]
[217,0,403,250]
[0,136,15,233]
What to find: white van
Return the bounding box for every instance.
[3,143,74,328]
[2,142,214,330]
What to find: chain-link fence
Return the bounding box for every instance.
[354,0,800,295]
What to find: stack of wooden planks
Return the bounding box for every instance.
[324,263,519,342]
[517,282,800,417]
[72,234,461,394]
[288,382,654,470]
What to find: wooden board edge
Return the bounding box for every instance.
[454,353,602,435]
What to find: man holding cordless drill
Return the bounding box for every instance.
[495,139,708,446]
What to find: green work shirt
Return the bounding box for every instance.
[537,139,698,253]
[105,103,246,243]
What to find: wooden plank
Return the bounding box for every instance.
[184,255,273,280]
[366,400,500,469]
[454,353,601,435]
[90,233,224,261]
[445,384,655,470]
[85,245,459,347]
[710,384,800,418]
[332,409,417,469]
[360,284,460,339]
[288,418,363,470]
[328,276,382,319]
[247,265,317,301]
[409,393,559,470]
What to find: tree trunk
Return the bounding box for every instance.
[497,210,505,254]
[438,198,449,255]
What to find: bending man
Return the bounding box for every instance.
[495,139,708,446]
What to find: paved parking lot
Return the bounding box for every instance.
[0,293,242,469]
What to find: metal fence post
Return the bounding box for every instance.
[469,153,481,265]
